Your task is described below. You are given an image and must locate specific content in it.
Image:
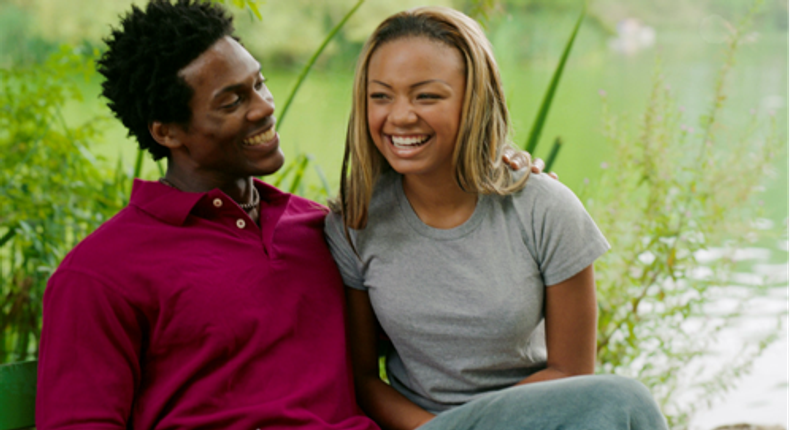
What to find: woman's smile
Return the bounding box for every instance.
[389,134,432,148]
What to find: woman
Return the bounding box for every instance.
[325,7,668,430]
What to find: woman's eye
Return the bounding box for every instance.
[417,93,440,100]
[369,93,389,100]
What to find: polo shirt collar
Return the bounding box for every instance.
[129,179,287,226]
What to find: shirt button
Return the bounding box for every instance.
[213,198,223,208]
[236,219,246,229]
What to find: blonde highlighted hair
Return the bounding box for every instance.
[333,6,530,230]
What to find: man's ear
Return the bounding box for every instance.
[149,121,182,149]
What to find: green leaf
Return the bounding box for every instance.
[0,226,16,248]
[277,0,365,130]
[313,162,333,197]
[523,1,585,153]
[210,0,262,20]
[247,1,262,20]
[544,137,562,172]
[271,158,296,188]
[288,154,310,194]
[133,148,145,179]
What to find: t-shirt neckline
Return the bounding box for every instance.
[395,174,490,240]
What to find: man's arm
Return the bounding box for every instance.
[37,269,142,429]
[501,148,559,179]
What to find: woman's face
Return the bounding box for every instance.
[366,37,466,181]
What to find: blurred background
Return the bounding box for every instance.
[0,0,786,429]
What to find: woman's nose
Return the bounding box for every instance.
[389,99,417,125]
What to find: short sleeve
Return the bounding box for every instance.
[324,212,367,290]
[515,174,610,286]
[37,269,142,429]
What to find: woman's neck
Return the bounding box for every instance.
[402,172,478,230]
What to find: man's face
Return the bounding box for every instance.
[169,36,284,184]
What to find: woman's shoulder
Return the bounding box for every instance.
[324,170,400,237]
[509,171,581,211]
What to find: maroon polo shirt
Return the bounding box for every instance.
[37,179,378,430]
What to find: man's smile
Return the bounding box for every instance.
[243,126,277,146]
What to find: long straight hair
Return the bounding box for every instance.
[331,6,530,233]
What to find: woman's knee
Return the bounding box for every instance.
[581,375,668,428]
[589,375,656,405]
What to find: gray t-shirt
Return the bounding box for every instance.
[324,171,609,413]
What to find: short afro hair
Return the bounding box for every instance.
[97,0,235,160]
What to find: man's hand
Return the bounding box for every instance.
[502,147,559,179]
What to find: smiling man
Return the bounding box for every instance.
[35,1,378,429]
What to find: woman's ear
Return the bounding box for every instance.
[149,121,182,149]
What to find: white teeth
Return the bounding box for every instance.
[391,135,430,147]
[243,127,276,146]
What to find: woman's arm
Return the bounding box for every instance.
[346,288,436,430]
[516,264,598,385]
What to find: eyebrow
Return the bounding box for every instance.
[369,79,447,89]
[213,64,263,100]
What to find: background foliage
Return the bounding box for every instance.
[0,46,129,362]
[585,6,784,424]
[0,0,786,428]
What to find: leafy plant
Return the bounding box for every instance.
[0,46,129,363]
[585,1,784,426]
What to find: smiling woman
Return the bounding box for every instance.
[325,6,668,430]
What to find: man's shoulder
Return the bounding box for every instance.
[256,179,329,220]
[288,193,329,215]
[57,204,153,273]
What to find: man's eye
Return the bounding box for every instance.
[223,96,242,108]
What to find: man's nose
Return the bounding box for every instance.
[247,87,275,122]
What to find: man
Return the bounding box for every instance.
[36,1,378,428]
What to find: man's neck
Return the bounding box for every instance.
[162,163,261,225]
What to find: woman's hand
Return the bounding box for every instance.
[501,148,559,179]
